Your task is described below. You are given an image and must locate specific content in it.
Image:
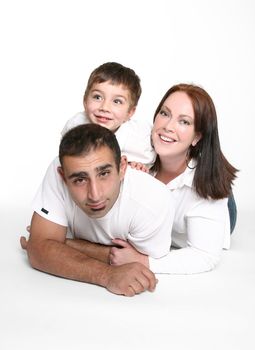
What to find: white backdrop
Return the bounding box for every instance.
[0,0,254,219]
[1,2,255,350]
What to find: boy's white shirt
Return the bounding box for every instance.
[149,160,231,274]
[61,112,156,167]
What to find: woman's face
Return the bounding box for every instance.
[152,91,201,160]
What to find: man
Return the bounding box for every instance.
[21,124,175,296]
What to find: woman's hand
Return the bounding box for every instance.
[110,239,149,268]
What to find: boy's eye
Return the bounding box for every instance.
[92,94,102,100]
[113,99,123,104]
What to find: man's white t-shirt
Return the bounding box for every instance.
[61,112,156,167]
[32,157,175,259]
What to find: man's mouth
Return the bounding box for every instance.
[87,202,106,211]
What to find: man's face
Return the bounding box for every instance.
[59,146,127,218]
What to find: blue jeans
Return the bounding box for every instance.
[228,192,237,234]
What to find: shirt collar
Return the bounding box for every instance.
[166,159,196,190]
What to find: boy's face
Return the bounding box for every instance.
[84,81,136,132]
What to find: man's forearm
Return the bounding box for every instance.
[65,239,111,263]
[25,238,158,296]
[26,238,111,287]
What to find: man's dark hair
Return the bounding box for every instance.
[59,124,121,170]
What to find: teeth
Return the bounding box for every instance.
[160,135,175,142]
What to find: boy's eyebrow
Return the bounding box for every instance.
[91,89,128,100]
[68,164,113,179]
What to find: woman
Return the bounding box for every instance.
[110,83,238,274]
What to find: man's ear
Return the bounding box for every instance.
[57,166,66,182]
[119,156,128,180]
[192,132,202,147]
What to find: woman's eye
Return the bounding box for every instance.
[180,119,191,125]
[159,110,168,117]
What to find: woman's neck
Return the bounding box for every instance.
[155,155,187,184]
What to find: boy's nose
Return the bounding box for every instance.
[100,99,110,112]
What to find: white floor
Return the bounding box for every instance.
[1,207,254,350]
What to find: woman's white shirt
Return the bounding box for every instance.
[149,160,230,274]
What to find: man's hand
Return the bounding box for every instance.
[105,262,157,297]
[20,236,28,250]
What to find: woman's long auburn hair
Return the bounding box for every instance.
[151,84,238,200]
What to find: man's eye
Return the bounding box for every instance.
[99,171,110,178]
[73,178,86,185]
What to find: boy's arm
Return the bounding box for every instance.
[22,212,157,296]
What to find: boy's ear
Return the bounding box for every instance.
[119,156,128,180]
[57,167,66,182]
[127,106,136,119]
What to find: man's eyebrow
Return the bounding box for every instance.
[68,171,88,180]
[67,164,113,179]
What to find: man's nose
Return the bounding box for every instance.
[87,180,101,201]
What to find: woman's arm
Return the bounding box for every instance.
[110,199,229,274]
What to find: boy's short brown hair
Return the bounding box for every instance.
[83,62,141,109]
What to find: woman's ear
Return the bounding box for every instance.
[192,133,202,147]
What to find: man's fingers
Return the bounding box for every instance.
[141,268,158,291]
[20,236,28,250]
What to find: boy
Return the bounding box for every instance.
[61,62,155,168]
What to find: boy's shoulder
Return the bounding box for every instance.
[61,111,89,136]
[117,118,152,134]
